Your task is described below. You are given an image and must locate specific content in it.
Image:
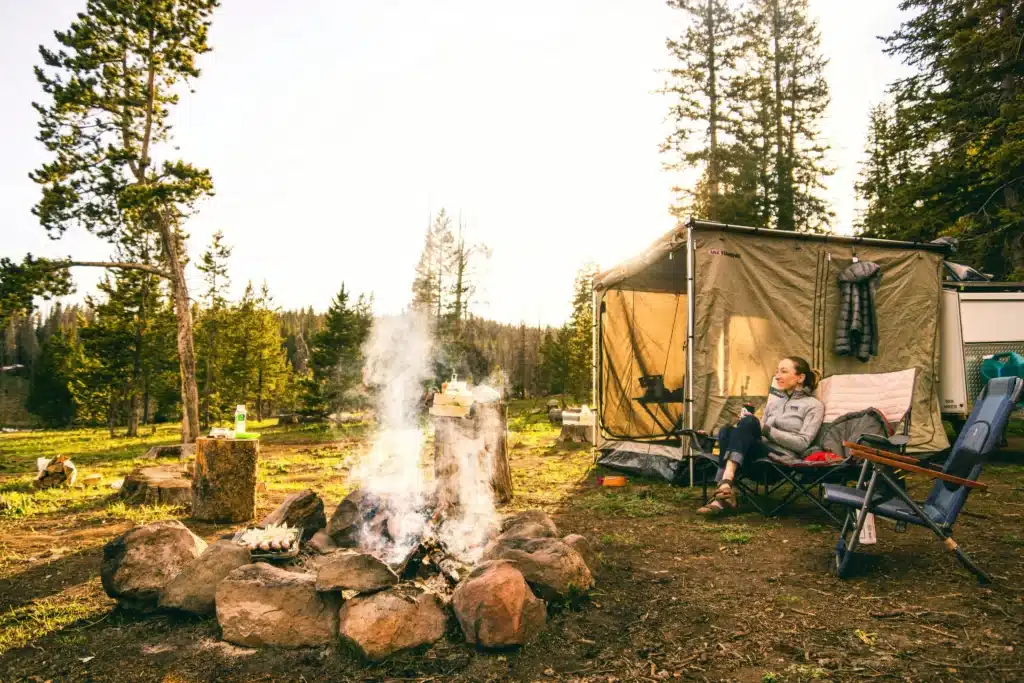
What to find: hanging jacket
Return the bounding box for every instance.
[835,261,881,362]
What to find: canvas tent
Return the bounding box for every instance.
[594,218,952,482]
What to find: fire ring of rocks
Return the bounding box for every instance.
[100,489,596,660]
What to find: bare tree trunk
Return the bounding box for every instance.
[126,270,149,438]
[771,0,792,231]
[156,215,200,444]
[706,0,720,209]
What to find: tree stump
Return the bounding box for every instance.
[478,402,513,504]
[121,466,192,506]
[433,402,513,514]
[191,438,259,523]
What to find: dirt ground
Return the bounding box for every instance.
[0,417,1022,683]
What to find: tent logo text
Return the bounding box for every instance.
[708,249,740,259]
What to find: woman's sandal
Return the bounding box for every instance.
[697,479,737,515]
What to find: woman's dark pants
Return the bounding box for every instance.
[714,415,768,483]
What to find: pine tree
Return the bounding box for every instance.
[411,209,454,319]
[447,217,490,334]
[196,231,233,427]
[300,285,372,418]
[223,283,290,421]
[567,265,598,401]
[26,326,81,427]
[860,0,1024,278]
[28,0,219,443]
[662,0,741,219]
[727,0,833,231]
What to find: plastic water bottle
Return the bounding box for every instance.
[234,404,247,436]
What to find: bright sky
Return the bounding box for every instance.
[1,1,913,327]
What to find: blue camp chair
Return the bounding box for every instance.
[823,376,1023,584]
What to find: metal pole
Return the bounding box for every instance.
[686,223,696,486]
[591,286,600,448]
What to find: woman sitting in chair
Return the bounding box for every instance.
[697,356,824,515]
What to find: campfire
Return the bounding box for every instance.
[98,313,596,659]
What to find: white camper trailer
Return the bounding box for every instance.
[939,273,1024,430]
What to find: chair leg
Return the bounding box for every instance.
[835,471,880,578]
[944,537,992,584]
[868,468,994,584]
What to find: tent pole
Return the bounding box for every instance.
[686,222,696,486]
[591,286,600,448]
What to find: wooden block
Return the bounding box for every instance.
[191,438,259,523]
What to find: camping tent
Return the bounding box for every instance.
[593,218,952,482]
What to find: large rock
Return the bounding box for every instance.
[260,489,327,540]
[101,520,207,610]
[563,534,599,576]
[326,490,372,546]
[216,563,341,648]
[338,586,447,661]
[158,540,251,615]
[308,529,340,555]
[485,537,593,601]
[316,550,399,593]
[499,510,558,541]
[453,560,546,648]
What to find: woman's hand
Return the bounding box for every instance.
[761,423,772,439]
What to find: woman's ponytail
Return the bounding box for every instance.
[786,356,819,392]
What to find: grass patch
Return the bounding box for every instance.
[693,521,765,544]
[0,483,113,521]
[599,532,639,547]
[574,491,675,518]
[720,529,752,544]
[1002,533,1024,547]
[104,501,185,525]
[805,523,829,533]
[0,592,106,655]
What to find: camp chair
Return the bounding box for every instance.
[824,376,1023,583]
[683,368,917,522]
[753,369,918,524]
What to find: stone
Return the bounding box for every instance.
[326,489,372,546]
[338,586,447,661]
[191,437,259,523]
[216,563,341,648]
[500,510,558,539]
[101,520,207,610]
[259,489,327,540]
[308,529,340,555]
[452,560,546,648]
[562,534,599,575]
[158,540,251,615]
[120,466,192,506]
[485,537,593,601]
[316,550,399,593]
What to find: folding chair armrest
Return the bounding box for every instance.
[858,433,910,449]
[842,442,988,490]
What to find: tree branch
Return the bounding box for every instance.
[49,260,172,279]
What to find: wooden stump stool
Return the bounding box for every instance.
[191,437,258,523]
[122,465,192,506]
[433,402,513,514]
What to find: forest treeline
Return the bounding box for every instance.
[0,221,597,429]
